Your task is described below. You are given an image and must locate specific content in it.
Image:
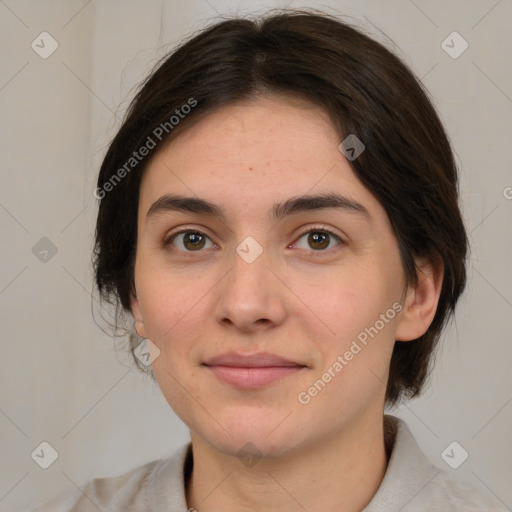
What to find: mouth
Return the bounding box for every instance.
[202,352,308,390]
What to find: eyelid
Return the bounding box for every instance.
[290,225,345,253]
[163,225,217,246]
[293,224,344,242]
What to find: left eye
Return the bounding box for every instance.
[293,229,342,252]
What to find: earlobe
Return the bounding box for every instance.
[135,318,146,338]
[130,294,147,339]
[395,257,444,342]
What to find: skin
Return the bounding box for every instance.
[131,94,443,512]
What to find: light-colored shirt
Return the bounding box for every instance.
[25,415,506,511]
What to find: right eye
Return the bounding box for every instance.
[164,230,217,252]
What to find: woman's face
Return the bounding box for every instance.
[132,95,412,458]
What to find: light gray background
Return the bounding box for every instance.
[0,0,511,510]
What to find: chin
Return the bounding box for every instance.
[190,409,305,460]
[205,431,300,462]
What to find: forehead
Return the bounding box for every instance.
[150,96,337,169]
[138,96,386,225]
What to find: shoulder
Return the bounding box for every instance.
[24,459,161,512]
[364,415,506,512]
[428,473,505,510]
[24,443,191,512]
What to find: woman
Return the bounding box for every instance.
[30,9,504,512]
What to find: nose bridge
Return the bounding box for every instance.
[213,233,287,329]
[230,234,273,293]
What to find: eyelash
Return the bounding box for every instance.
[163,225,344,257]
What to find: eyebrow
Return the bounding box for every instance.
[146,192,370,223]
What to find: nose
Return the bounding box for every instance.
[213,241,288,333]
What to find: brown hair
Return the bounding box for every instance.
[93,9,468,406]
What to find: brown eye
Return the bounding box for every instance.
[166,231,215,252]
[308,232,330,250]
[294,229,343,253]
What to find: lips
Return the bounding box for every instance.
[202,352,307,390]
[203,352,305,368]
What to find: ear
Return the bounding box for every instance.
[130,293,147,339]
[395,256,443,342]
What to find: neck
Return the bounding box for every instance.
[185,411,390,512]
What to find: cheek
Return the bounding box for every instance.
[134,259,211,355]
[139,271,209,417]
[293,263,388,337]
[295,262,400,379]
[296,284,398,419]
